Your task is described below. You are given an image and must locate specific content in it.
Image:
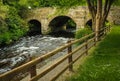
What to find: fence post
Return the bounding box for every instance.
[30,56,37,78]
[106,27,108,34]
[108,25,111,32]
[93,33,96,46]
[107,25,108,32]
[105,27,108,34]
[67,40,73,72]
[95,30,99,41]
[106,26,109,33]
[104,27,106,35]
[85,38,88,55]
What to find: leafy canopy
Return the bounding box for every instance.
[2,0,86,8]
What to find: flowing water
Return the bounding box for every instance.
[0,35,71,74]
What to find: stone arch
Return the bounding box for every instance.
[48,15,76,37]
[86,19,110,30]
[28,19,42,36]
[85,19,92,30]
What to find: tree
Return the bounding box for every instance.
[86,0,118,41]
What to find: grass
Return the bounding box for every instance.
[67,25,120,81]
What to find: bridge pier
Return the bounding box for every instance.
[41,19,50,34]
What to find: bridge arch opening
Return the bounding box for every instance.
[86,19,92,30]
[86,19,110,31]
[48,16,76,38]
[28,19,42,36]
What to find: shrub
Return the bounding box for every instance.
[0,17,8,34]
[5,7,28,38]
[0,32,12,45]
[0,7,28,47]
[75,27,92,45]
[75,28,92,39]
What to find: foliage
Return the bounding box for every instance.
[2,0,19,6]
[2,0,120,9]
[68,25,120,81]
[75,27,92,45]
[0,1,29,47]
[0,32,12,45]
[0,7,28,46]
[15,0,86,9]
[66,19,76,28]
[6,7,28,38]
[0,3,9,18]
[17,5,29,19]
[0,17,8,34]
[113,0,120,6]
[38,0,83,8]
[75,27,92,39]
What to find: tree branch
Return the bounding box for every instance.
[96,0,102,18]
[102,0,114,23]
[86,0,96,19]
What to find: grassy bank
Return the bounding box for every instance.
[67,25,120,81]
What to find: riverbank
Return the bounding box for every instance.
[67,25,120,81]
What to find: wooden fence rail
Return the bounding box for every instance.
[0,26,111,81]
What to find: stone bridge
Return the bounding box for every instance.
[26,6,120,34]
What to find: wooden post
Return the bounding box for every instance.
[108,26,109,32]
[93,33,96,46]
[106,27,108,34]
[109,25,110,32]
[103,28,105,36]
[30,57,37,78]
[106,26,108,33]
[85,39,88,55]
[104,27,106,36]
[95,30,99,41]
[67,40,73,72]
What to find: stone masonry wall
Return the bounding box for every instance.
[27,6,120,34]
[108,6,120,25]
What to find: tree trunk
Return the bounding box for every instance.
[95,15,101,41]
[86,0,114,41]
[95,0,102,41]
[92,18,96,31]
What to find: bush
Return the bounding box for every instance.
[0,32,12,45]
[0,17,8,34]
[0,7,28,47]
[75,28,92,39]
[75,28,92,45]
[5,7,28,36]
[18,0,86,8]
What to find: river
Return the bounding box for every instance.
[0,35,71,74]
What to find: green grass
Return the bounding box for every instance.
[67,25,120,81]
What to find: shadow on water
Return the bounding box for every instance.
[48,30,75,38]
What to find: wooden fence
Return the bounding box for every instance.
[0,26,111,81]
